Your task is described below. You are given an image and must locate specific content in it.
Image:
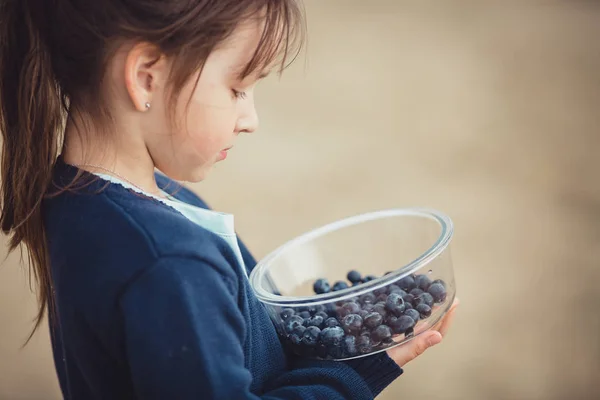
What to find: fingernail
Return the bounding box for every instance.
[428,333,442,347]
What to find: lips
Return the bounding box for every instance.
[218,146,232,161]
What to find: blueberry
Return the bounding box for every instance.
[302,326,321,347]
[289,327,306,345]
[410,288,424,297]
[362,275,377,283]
[340,301,361,317]
[352,281,363,286]
[375,293,389,303]
[403,301,413,310]
[416,303,432,319]
[402,293,415,306]
[358,309,370,319]
[362,303,375,313]
[414,293,434,308]
[313,278,331,294]
[373,286,388,296]
[289,333,303,345]
[342,314,363,333]
[385,293,406,316]
[280,308,295,321]
[415,274,432,291]
[307,315,325,328]
[398,275,417,291]
[388,284,403,294]
[371,325,392,345]
[373,303,388,318]
[324,317,340,328]
[285,316,304,333]
[359,328,371,337]
[404,308,420,322]
[392,305,406,317]
[325,304,338,317]
[385,314,398,326]
[356,335,372,354]
[292,325,306,336]
[347,270,362,284]
[315,311,329,320]
[359,293,376,305]
[332,281,349,291]
[320,326,345,347]
[363,312,384,330]
[385,293,403,308]
[343,335,358,357]
[389,315,416,334]
[316,343,329,358]
[299,311,311,319]
[428,283,447,303]
[328,344,345,359]
[308,304,325,315]
[432,279,446,288]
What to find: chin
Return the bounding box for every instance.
[182,164,210,183]
[156,164,208,183]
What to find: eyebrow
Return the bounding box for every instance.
[231,64,272,80]
[258,70,271,79]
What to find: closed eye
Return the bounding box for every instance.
[232,89,247,100]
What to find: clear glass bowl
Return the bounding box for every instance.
[249,208,456,361]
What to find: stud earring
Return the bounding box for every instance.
[145,102,151,110]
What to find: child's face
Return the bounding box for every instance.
[144,19,268,182]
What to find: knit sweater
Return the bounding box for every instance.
[42,157,402,399]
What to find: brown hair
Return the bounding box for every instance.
[0,0,304,341]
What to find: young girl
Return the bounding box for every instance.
[0,0,458,398]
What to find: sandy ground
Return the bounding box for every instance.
[1,1,599,399]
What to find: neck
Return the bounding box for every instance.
[62,117,162,196]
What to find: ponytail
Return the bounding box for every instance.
[0,0,304,343]
[0,0,64,340]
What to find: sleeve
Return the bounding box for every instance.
[119,256,402,400]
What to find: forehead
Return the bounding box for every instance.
[215,18,268,77]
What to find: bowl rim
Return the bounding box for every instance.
[249,207,454,307]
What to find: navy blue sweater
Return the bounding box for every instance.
[43,158,402,399]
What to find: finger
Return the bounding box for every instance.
[431,298,460,337]
[436,306,458,337]
[387,331,443,367]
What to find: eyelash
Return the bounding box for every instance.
[232,89,247,100]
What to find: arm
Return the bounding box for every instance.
[120,256,402,400]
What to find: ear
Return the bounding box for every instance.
[124,42,167,112]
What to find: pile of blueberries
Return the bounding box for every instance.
[279,270,448,359]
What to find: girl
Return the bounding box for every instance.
[0,0,458,398]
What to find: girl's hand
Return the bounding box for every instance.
[387,298,459,367]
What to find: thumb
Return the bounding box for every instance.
[387,331,443,367]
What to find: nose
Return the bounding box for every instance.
[235,94,259,134]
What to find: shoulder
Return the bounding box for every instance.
[44,185,240,307]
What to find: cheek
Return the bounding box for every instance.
[183,102,235,152]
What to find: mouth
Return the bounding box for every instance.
[218,146,233,161]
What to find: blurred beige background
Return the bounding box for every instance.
[1,1,599,399]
